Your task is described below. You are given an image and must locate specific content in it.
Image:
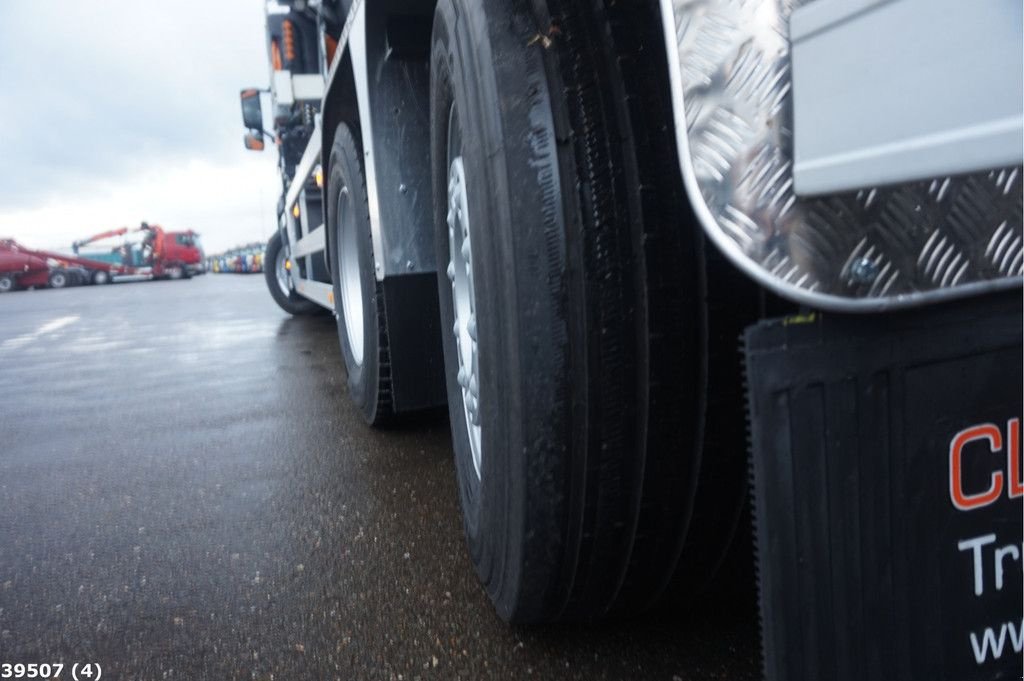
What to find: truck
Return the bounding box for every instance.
[209,243,266,274]
[0,239,116,290]
[240,1,1023,678]
[0,224,204,292]
[0,239,58,292]
[70,224,205,281]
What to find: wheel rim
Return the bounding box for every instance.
[52,274,65,288]
[447,107,482,480]
[275,246,292,298]
[337,184,365,366]
[0,277,11,292]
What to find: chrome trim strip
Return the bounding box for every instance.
[349,2,386,282]
[321,0,363,97]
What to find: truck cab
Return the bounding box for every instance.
[165,231,204,274]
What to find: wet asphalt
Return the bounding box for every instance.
[0,275,758,681]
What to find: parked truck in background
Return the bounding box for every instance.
[241,1,1023,678]
[0,224,204,292]
[0,239,57,292]
[0,239,118,291]
[209,243,266,274]
[71,223,204,281]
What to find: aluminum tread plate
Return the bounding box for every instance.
[660,0,1023,310]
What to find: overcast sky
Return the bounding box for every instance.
[0,1,281,254]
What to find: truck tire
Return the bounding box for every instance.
[92,270,110,285]
[264,230,320,316]
[0,274,15,293]
[430,0,709,622]
[48,270,68,289]
[666,248,763,599]
[327,123,393,426]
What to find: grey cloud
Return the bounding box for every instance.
[0,0,273,210]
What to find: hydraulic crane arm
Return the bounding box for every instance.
[72,224,158,253]
[73,228,129,253]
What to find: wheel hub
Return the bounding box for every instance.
[336,185,365,366]
[447,154,482,479]
[275,245,292,299]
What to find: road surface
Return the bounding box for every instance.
[0,276,759,680]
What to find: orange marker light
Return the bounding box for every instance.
[271,40,283,71]
[283,20,296,62]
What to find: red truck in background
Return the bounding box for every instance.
[0,240,53,292]
[0,224,204,292]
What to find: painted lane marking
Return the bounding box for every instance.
[0,315,80,351]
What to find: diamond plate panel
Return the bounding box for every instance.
[660,0,1023,310]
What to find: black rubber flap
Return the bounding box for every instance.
[744,292,1023,681]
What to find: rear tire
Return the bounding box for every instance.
[327,123,394,426]
[430,0,708,622]
[264,230,320,315]
[0,274,15,293]
[48,270,68,289]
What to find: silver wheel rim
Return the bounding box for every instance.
[52,273,65,288]
[0,277,11,292]
[275,245,292,298]
[337,185,365,366]
[447,150,482,480]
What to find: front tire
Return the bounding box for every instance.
[48,270,68,289]
[327,123,393,426]
[0,274,15,293]
[430,0,707,622]
[264,230,320,316]
[92,270,111,285]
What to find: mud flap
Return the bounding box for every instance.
[744,292,1022,681]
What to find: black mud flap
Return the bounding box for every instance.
[744,292,1022,681]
